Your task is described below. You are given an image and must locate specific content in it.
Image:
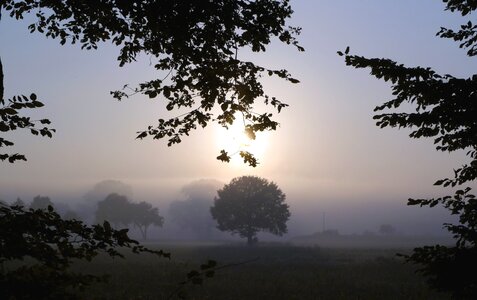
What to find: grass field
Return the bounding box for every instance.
[75,243,450,300]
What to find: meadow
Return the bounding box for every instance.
[75,243,451,300]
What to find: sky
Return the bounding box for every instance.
[1,0,476,236]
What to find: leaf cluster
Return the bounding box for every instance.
[0,203,169,299]
[0,91,54,163]
[341,0,477,297]
[3,0,303,165]
[210,176,290,243]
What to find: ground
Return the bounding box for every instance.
[74,242,450,300]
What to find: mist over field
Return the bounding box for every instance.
[0,177,457,243]
[3,0,477,298]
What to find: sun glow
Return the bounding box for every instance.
[215,118,270,167]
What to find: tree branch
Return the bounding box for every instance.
[0,56,4,103]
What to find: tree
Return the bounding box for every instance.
[95,194,164,240]
[83,180,133,203]
[169,179,223,239]
[210,176,290,245]
[0,2,299,297]
[95,193,132,228]
[131,201,164,240]
[0,59,54,163]
[341,0,477,297]
[1,0,302,166]
[0,203,169,300]
[169,197,217,239]
[30,195,54,210]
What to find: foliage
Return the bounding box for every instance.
[131,201,164,240]
[29,195,54,210]
[0,1,301,297]
[210,176,290,245]
[0,56,54,163]
[341,0,477,297]
[2,0,302,165]
[95,193,133,228]
[95,193,164,240]
[0,203,170,300]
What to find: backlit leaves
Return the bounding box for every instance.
[0,203,170,299]
[1,0,303,166]
[0,90,55,163]
[341,1,477,297]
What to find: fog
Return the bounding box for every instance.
[1,0,474,247]
[0,177,458,247]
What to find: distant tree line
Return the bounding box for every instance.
[5,193,164,241]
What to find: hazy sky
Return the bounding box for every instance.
[1,1,476,235]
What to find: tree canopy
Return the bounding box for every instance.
[95,193,164,240]
[341,0,477,297]
[131,201,164,240]
[1,0,303,166]
[30,195,54,210]
[95,193,132,227]
[210,176,290,245]
[0,1,300,297]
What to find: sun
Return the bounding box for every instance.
[215,118,270,166]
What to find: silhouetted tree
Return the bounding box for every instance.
[95,193,132,228]
[1,2,300,297]
[0,58,53,163]
[95,194,163,240]
[1,0,302,166]
[132,201,164,240]
[341,0,477,297]
[210,176,290,245]
[30,195,54,210]
[0,203,169,300]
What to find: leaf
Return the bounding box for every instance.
[148,91,157,99]
[288,78,300,84]
[216,150,230,163]
[163,88,171,98]
[136,131,148,139]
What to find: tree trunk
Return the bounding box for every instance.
[246,235,257,246]
[0,56,4,103]
[143,225,148,241]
